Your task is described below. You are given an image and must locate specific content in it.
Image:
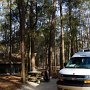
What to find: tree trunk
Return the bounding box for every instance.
[27,33,31,72]
[9,0,12,75]
[29,1,38,71]
[29,1,35,71]
[18,0,26,83]
[31,36,36,71]
[48,0,56,76]
[59,0,65,69]
[68,0,74,56]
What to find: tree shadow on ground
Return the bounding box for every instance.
[0,75,22,90]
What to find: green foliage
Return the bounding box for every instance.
[0,0,90,69]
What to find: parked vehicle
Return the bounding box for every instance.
[57,49,90,90]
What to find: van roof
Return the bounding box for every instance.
[79,48,90,52]
[72,51,90,57]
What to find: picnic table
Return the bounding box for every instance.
[28,71,42,83]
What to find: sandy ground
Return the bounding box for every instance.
[0,75,57,90]
[17,79,57,90]
[0,75,22,90]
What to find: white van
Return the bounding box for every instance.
[57,49,90,90]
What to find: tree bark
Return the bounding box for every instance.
[59,0,65,69]
[68,0,74,56]
[9,0,12,75]
[17,0,26,83]
[29,1,38,71]
[48,0,56,76]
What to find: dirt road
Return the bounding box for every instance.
[17,79,57,90]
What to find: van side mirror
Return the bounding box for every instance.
[64,62,67,67]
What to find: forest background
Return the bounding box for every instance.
[0,0,90,83]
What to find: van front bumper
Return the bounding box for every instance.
[57,85,90,90]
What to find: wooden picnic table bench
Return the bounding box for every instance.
[28,71,42,83]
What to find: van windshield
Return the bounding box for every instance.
[65,57,90,68]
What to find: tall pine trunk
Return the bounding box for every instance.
[9,0,12,75]
[59,0,65,69]
[29,1,37,71]
[18,0,26,83]
[68,0,74,56]
[48,0,56,76]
